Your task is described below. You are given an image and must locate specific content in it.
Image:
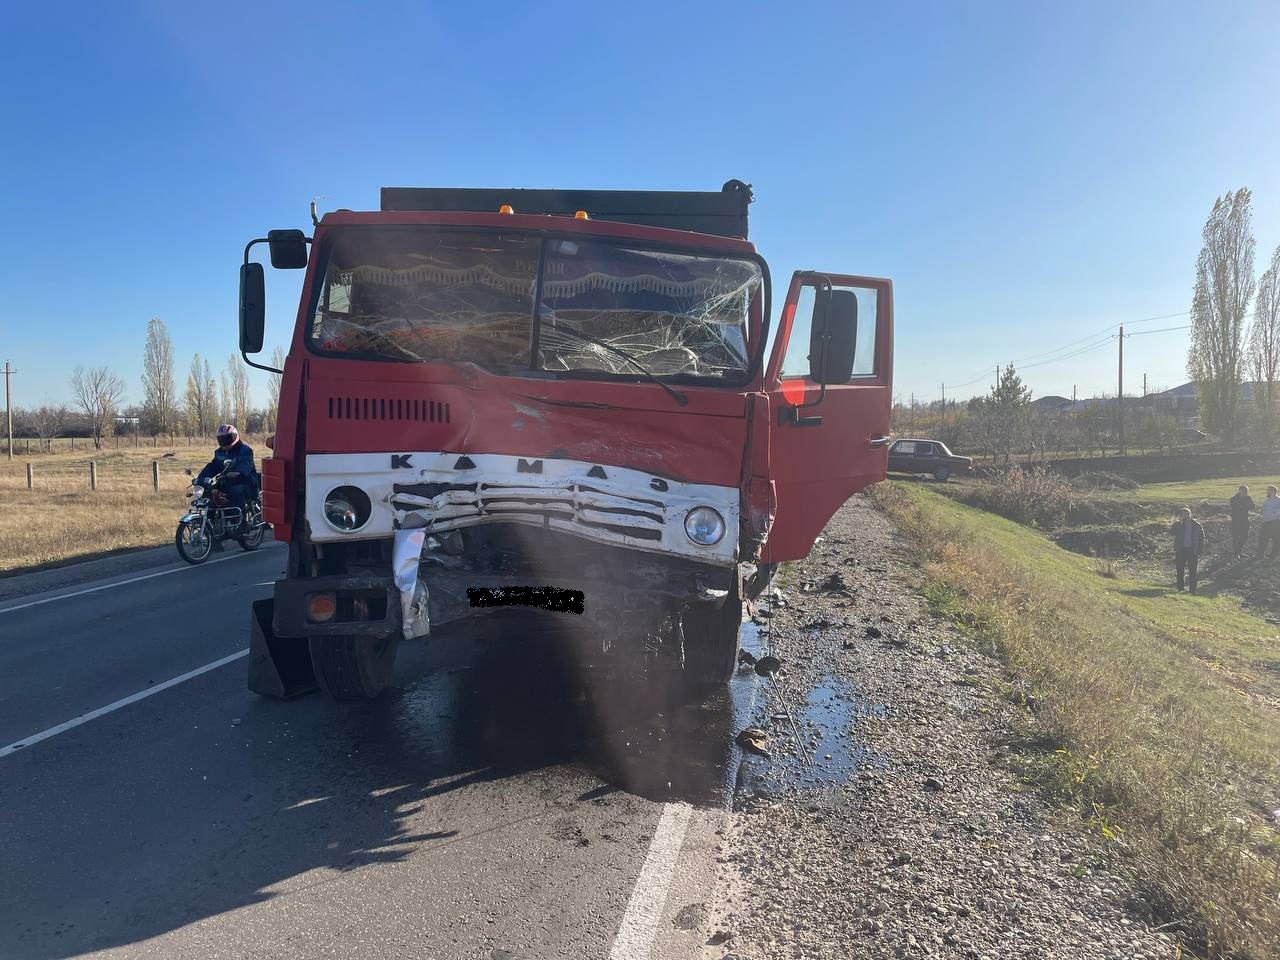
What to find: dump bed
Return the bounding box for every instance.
[379,180,753,239]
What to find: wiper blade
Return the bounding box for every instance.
[543,323,689,407]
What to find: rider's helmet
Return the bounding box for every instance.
[216,424,240,448]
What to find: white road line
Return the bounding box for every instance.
[0,648,249,759]
[608,802,694,960]
[0,550,265,616]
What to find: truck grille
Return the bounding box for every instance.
[326,396,450,424]
[390,481,665,541]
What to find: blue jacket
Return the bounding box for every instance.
[198,441,259,494]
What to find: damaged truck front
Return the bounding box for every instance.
[240,182,893,700]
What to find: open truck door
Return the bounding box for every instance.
[759,271,893,562]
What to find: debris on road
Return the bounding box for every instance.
[753,656,782,678]
[735,727,770,756]
[708,494,1186,960]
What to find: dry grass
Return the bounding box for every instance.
[0,443,221,572]
[872,481,1280,959]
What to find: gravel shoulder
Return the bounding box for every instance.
[703,493,1183,960]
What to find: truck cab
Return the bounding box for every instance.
[241,182,893,700]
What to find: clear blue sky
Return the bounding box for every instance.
[3,1,1278,413]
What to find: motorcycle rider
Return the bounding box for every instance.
[195,424,260,532]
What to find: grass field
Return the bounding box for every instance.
[873,480,1280,958]
[0,443,227,573]
[1110,475,1280,505]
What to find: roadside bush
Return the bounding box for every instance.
[961,465,1074,529]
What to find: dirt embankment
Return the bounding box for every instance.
[703,496,1182,960]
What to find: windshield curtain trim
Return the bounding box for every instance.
[302,224,772,387]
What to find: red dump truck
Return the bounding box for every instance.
[239,181,892,700]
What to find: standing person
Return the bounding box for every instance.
[1229,485,1255,559]
[1170,507,1205,594]
[1260,486,1280,562]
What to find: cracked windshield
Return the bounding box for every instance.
[311,229,760,379]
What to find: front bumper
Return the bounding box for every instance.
[270,562,735,641]
[302,451,740,566]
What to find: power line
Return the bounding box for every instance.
[940,308,1195,393]
[1126,324,1191,337]
[1017,335,1117,371]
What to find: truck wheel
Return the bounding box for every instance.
[681,588,743,688]
[933,466,952,482]
[308,634,398,701]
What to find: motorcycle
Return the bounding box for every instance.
[175,461,267,564]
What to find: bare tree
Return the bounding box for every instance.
[29,403,68,450]
[184,354,215,435]
[70,366,125,449]
[1188,188,1255,440]
[141,317,176,435]
[1250,244,1280,416]
[264,345,286,432]
[224,354,252,428]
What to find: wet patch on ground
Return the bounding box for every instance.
[390,612,765,808]
[735,670,882,800]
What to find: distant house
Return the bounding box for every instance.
[1031,395,1073,413]
[1149,382,1265,419]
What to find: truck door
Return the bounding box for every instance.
[759,272,893,562]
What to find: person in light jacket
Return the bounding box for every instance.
[1170,507,1205,594]
[1260,486,1280,562]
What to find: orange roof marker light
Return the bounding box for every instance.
[498,204,515,215]
[574,210,590,220]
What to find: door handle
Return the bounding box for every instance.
[778,407,823,427]
[868,435,892,447]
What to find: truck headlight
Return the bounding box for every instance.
[324,485,372,532]
[684,506,726,546]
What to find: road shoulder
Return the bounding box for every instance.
[703,494,1182,960]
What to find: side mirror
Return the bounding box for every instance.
[239,262,266,353]
[268,229,309,269]
[184,468,193,476]
[809,288,858,384]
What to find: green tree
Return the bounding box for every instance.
[1188,188,1255,441]
[971,364,1032,466]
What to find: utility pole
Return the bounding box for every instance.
[1117,326,1125,456]
[1143,373,1147,398]
[3,361,14,461]
[940,382,946,427]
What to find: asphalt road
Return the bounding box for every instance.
[0,544,755,959]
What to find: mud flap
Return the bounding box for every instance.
[248,598,318,699]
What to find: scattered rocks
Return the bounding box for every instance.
[708,494,1183,960]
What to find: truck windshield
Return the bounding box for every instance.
[308,228,762,381]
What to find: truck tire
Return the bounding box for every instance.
[308,634,398,701]
[681,587,743,688]
[933,466,952,482]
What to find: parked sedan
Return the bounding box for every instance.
[887,439,973,481]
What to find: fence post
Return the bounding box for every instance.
[152,460,160,492]
[27,463,33,490]
[90,461,97,491]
